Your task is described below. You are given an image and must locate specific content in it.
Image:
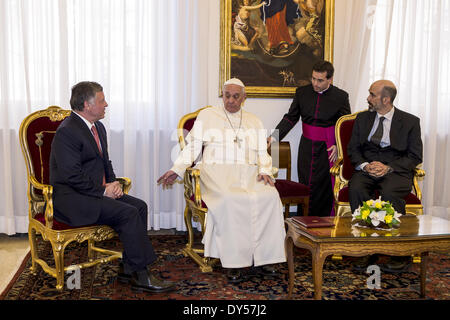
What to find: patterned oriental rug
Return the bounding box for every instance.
[1,235,449,300]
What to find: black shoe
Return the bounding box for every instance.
[380,257,411,273]
[130,269,177,293]
[254,265,279,277]
[352,255,379,272]
[117,262,132,284]
[226,269,245,284]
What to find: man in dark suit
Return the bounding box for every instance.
[50,81,176,293]
[347,80,423,272]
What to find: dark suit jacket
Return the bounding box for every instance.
[50,112,116,226]
[347,107,423,179]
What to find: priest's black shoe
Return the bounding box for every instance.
[352,255,379,272]
[254,264,279,277]
[130,269,177,293]
[226,268,244,283]
[380,256,411,273]
[117,262,132,284]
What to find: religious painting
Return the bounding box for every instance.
[220,0,335,97]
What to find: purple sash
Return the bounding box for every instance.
[302,123,336,216]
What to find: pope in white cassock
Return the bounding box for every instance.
[158,78,286,283]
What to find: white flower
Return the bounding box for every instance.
[371,232,379,237]
[374,197,383,206]
[393,212,402,223]
[352,206,361,221]
[369,210,386,227]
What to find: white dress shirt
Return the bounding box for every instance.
[357,107,395,171]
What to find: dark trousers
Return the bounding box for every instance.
[96,194,156,273]
[348,171,412,214]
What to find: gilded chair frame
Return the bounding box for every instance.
[330,112,426,217]
[19,106,131,290]
[177,106,219,272]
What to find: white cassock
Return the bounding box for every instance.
[171,105,286,268]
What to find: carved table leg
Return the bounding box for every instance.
[311,248,326,300]
[420,252,428,298]
[285,236,294,299]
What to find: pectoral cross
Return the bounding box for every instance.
[234,136,242,148]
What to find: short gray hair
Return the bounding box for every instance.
[70,81,103,111]
[381,86,397,103]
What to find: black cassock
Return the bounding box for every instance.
[275,84,351,216]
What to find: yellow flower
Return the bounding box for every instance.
[385,215,393,224]
[360,232,367,237]
[375,202,382,209]
[366,200,374,206]
[385,233,392,237]
[361,209,370,219]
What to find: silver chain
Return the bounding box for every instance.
[223,107,242,142]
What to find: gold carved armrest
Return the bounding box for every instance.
[185,168,203,207]
[271,167,279,178]
[414,167,425,179]
[330,158,343,177]
[412,166,425,200]
[116,177,132,194]
[29,175,54,229]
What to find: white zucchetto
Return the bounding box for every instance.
[224,78,245,88]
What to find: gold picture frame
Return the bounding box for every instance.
[220,0,335,98]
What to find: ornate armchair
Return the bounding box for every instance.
[268,141,310,217]
[19,106,130,290]
[330,112,426,217]
[177,106,216,272]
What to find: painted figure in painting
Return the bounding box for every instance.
[232,0,267,51]
[229,0,327,88]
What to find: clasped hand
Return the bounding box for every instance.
[364,161,390,178]
[104,181,123,199]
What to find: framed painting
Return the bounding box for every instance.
[220,0,335,98]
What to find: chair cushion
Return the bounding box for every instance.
[339,119,357,181]
[338,187,422,204]
[189,195,208,208]
[183,118,196,134]
[34,213,93,231]
[275,179,310,198]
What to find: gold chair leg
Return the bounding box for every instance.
[184,206,194,249]
[51,241,65,290]
[284,204,290,219]
[88,239,95,261]
[28,225,38,274]
[303,198,309,216]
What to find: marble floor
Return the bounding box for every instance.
[0,233,29,295]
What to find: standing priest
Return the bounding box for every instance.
[269,60,351,216]
[158,78,286,283]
